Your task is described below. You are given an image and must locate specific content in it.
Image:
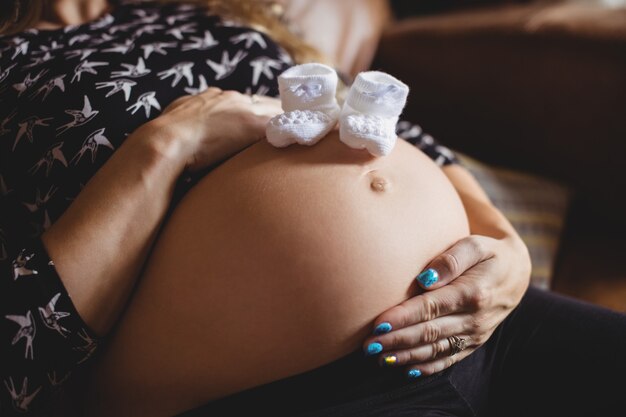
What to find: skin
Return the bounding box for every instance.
[83,133,471,416]
[35,0,531,407]
[34,0,111,30]
[42,88,284,335]
[364,164,531,375]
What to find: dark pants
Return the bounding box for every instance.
[176,287,626,417]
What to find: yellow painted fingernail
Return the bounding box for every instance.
[383,355,397,366]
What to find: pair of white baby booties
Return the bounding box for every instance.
[266,63,409,157]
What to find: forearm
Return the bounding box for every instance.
[442,163,532,285]
[442,164,517,240]
[41,121,186,336]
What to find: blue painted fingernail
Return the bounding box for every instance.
[407,369,422,379]
[366,342,383,356]
[417,268,438,287]
[374,322,392,335]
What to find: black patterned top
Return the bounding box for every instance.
[0,1,457,415]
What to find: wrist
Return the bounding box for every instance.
[502,232,533,283]
[130,118,191,176]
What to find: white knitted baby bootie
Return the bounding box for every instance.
[339,71,409,157]
[266,63,340,148]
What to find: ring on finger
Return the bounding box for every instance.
[250,94,260,104]
[447,335,467,356]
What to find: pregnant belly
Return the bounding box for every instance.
[84,131,469,417]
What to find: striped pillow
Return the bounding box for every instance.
[455,152,571,290]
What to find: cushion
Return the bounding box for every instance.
[455,152,571,290]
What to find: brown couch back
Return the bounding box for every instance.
[373,2,626,223]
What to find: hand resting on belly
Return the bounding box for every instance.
[84,130,470,417]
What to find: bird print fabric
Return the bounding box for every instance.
[0,1,291,415]
[0,1,457,415]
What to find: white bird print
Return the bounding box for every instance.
[30,74,65,101]
[396,122,422,140]
[57,95,99,134]
[4,377,41,413]
[13,116,53,151]
[22,186,57,213]
[28,142,67,177]
[206,50,248,80]
[185,75,209,95]
[11,250,39,280]
[102,37,134,54]
[65,47,97,60]
[108,21,139,35]
[68,33,91,46]
[157,62,194,87]
[90,12,114,30]
[134,24,164,38]
[249,57,283,86]
[166,12,194,25]
[39,293,71,338]
[74,328,98,364]
[182,30,218,51]
[0,111,16,136]
[47,371,71,388]
[166,22,197,40]
[132,9,160,23]
[37,40,63,53]
[111,57,151,78]
[95,78,136,101]
[230,32,267,49]
[72,60,108,83]
[126,91,161,118]
[23,51,53,69]
[12,39,29,59]
[142,41,177,59]
[0,63,17,83]
[434,145,457,166]
[70,128,115,165]
[5,311,36,360]
[89,32,114,46]
[12,69,48,97]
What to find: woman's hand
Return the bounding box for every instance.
[43,88,281,335]
[363,163,531,377]
[151,88,282,172]
[363,233,531,376]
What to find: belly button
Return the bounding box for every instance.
[370,175,391,192]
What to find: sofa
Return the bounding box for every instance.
[372,0,626,310]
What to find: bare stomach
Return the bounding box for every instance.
[83,131,469,417]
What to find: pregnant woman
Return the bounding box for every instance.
[1,1,625,417]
